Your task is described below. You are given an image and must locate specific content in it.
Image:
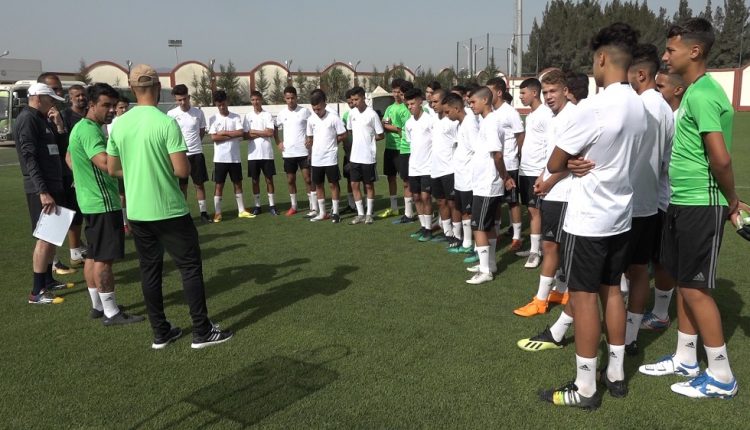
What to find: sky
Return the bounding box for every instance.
[0,0,706,74]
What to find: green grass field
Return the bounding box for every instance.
[1,114,749,429]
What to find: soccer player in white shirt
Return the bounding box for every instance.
[623,44,675,356]
[517,78,553,268]
[244,91,279,216]
[306,90,347,223]
[275,86,315,217]
[540,23,645,409]
[403,88,435,241]
[168,85,211,223]
[208,90,253,222]
[429,88,460,244]
[346,86,384,225]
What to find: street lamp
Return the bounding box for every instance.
[168,39,182,64]
[349,60,361,86]
[209,58,216,94]
[126,60,132,74]
[284,59,293,84]
[0,50,9,58]
[473,46,484,76]
[462,44,471,76]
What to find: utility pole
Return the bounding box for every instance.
[486,33,490,69]
[469,38,473,76]
[456,41,459,73]
[516,0,523,76]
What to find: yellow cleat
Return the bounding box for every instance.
[377,208,398,219]
[213,213,223,223]
[238,211,256,219]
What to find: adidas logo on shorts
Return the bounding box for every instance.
[692,272,706,282]
[545,231,555,237]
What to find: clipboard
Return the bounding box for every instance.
[32,205,75,246]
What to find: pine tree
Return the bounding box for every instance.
[216,60,246,105]
[320,67,350,102]
[270,70,284,104]
[712,0,749,67]
[673,0,693,23]
[76,59,92,85]
[190,70,212,107]
[255,69,270,100]
[294,68,310,103]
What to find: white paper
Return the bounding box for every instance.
[33,205,75,246]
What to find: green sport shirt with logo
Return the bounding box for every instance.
[669,74,733,206]
[383,103,410,152]
[68,118,121,214]
[107,106,189,221]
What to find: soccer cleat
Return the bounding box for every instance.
[448,245,469,254]
[364,215,374,225]
[102,311,146,326]
[430,233,448,243]
[446,237,461,249]
[377,208,398,219]
[238,210,256,219]
[514,297,549,317]
[524,252,542,268]
[304,210,318,219]
[339,206,354,215]
[213,213,223,223]
[539,381,601,410]
[638,354,700,377]
[466,272,494,285]
[269,206,279,216]
[515,250,531,257]
[200,212,213,223]
[251,207,262,216]
[410,228,425,238]
[599,369,628,398]
[517,326,565,351]
[548,291,569,305]
[392,215,416,224]
[70,258,85,268]
[46,280,75,291]
[509,239,524,252]
[28,291,64,304]
[350,215,365,225]
[191,325,234,349]
[89,305,124,319]
[463,253,479,264]
[53,260,77,275]
[625,341,639,357]
[670,369,738,399]
[310,213,330,222]
[640,311,670,330]
[285,208,297,217]
[152,326,182,350]
[418,230,433,242]
[505,225,513,236]
[331,214,341,224]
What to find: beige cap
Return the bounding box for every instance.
[129,64,159,87]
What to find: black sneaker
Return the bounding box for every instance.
[200,212,213,223]
[102,311,146,326]
[152,326,182,350]
[251,207,262,216]
[625,341,639,356]
[53,260,77,275]
[599,368,628,398]
[331,214,341,224]
[269,206,279,216]
[46,279,75,291]
[539,381,601,410]
[393,215,416,224]
[447,237,461,249]
[191,325,234,349]
[89,305,125,319]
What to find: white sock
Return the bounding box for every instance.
[347,193,355,208]
[607,344,625,382]
[674,330,699,366]
[453,222,462,239]
[405,197,414,217]
[88,287,103,311]
[253,193,261,207]
[550,311,573,342]
[488,238,497,272]
[317,199,326,216]
[70,247,83,261]
[99,292,119,318]
[512,222,522,240]
[268,193,275,207]
[290,193,298,210]
[461,220,472,248]
[574,355,597,397]
[476,245,491,274]
[355,200,364,216]
[214,196,222,214]
[553,269,568,293]
[536,275,555,301]
[530,234,541,254]
[705,344,734,383]
[422,214,431,229]
[198,199,207,213]
[121,208,127,224]
[625,311,644,345]
[235,193,245,212]
[652,288,674,320]
[310,192,319,212]
[390,195,398,211]
[620,274,630,296]
[441,219,453,237]
[366,199,374,216]
[332,199,339,215]
[494,220,502,236]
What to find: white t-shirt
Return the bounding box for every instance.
[452,115,479,192]
[659,110,678,212]
[492,102,525,171]
[208,112,244,163]
[431,116,458,178]
[557,83,646,237]
[472,113,505,197]
[633,88,675,217]
[306,111,346,167]
[243,110,275,160]
[275,105,311,158]
[168,106,206,155]
[520,104,553,176]
[404,113,434,176]
[105,115,121,138]
[347,107,384,165]
[542,102,578,203]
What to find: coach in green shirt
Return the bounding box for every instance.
[107,64,233,350]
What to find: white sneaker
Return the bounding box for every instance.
[670,369,738,399]
[466,272,494,285]
[304,210,318,219]
[524,252,541,268]
[467,264,480,273]
[638,354,700,377]
[515,250,531,257]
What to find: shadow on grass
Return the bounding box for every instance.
[128,345,349,429]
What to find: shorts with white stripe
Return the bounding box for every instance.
[562,232,630,293]
[470,195,502,232]
[541,200,568,243]
[660,204,728,289]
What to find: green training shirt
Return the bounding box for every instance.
[383,102,410,152]
[107,106,189,221]
[69,118,121,214]
[669,74,734,206]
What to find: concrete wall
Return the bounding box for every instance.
[173,62,209,94]
[88,63,128,87]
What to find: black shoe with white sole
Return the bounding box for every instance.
[152,326,183,350]
[191,325,234,349]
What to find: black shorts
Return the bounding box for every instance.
[398,154,410,181]
[117,177,125,194]
[213,162,242,184]
[431,174,455,200]
[283,156,310,174]
[627,214,660,265]
[455,190,473,215]
[84,211,125,261]
[180,153,209,186]
[350,162,377,184]
[563,232,630,293]
[519,175,540,207]
[471,196,502,232]
[342,154,351,180]
[652,210,666,264]
[383,148,400,177]
[312,165,340,185]
[247,159,276,181]
[63,175,83,226]
[661,205,728,289]
[541,200,568,243]
[26,191,65,234]
[504,170,520,204]
[409,175,432,195]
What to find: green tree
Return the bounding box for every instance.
[190,70,212,107]
[270,70,285,104]
[216,60,247,105]
[255,69,270,100]
[711,0,750,67]
[76,58,92,85]
[674,0,693,23]
[319,67,351,102]
[294,68,312,103]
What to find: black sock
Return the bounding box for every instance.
[45,264,55,284]
[33,272,46,295]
